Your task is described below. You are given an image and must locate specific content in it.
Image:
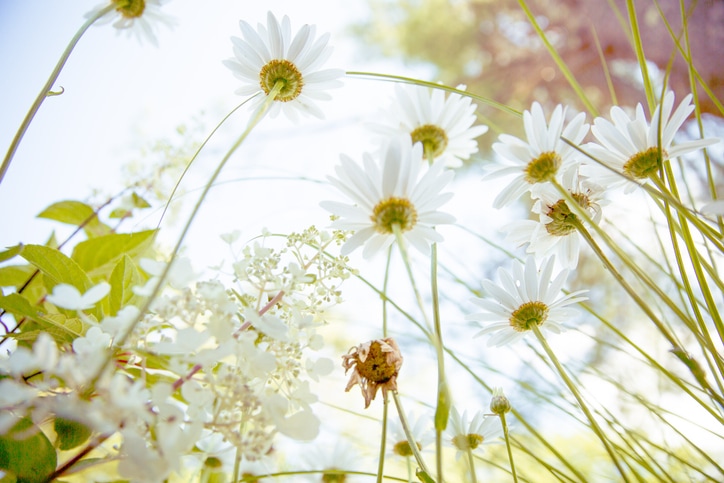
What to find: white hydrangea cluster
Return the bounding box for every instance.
[0,226,351,481]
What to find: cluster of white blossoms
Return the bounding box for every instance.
[0,226,351,481]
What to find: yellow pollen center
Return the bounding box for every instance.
[452,433,484,451]
[356,341,398,384]
[524,151,561,184]
[393,440,422,457]
[410,124,449,161]
[544,193,589,237]
[623,146,665,179]
[112,0,145,18]
[259,59,304,102]
[509,301,549,332]
[371,197,418,234]
[322,471,347,482]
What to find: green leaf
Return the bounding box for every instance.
[131,192,151,209]
[54,417,91,451]
[0,294,44,323]
[109,255,145,315]
[36,200,110,237]
[0,244,23,263]
[71,230,157,279]
[0,417,57,482]
[19,245,91,293]
[0,265,36,290]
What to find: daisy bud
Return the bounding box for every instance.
[489,387,511,415]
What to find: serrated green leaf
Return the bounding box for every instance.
[37,200,110,238]
[54,417,91,451]
[72,230,157,279]
[109,255,144,315]
[0,265,36,289]
[19,245,91,293]
[0,244,23,263]
[0,293,43,323]
[0,417,57,482]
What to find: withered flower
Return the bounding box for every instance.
[342,338,403,408]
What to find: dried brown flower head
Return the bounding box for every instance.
[342,338,403,408]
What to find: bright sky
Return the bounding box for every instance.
[0,1,430,259]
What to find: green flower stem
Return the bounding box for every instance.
[391,223,449,481]
[550,179,696,339]
[530,324,630,482]
[465,447,478,483]
[0,4,114,186]
[431,242,449,483]
[377,393,390,483]
[653,171,724,345]
[91,82,284,389]
[391,224,431,330]
[345,71,520,117]
[625,0,655,110]
[517,0,598,116]
[392,391,434,480]
[499,413,519,483]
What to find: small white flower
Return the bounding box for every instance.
[370,83,488,167]
[467,256,587,347]
[447,407,503,460]
[387,411,432,459]
[46,282,110,310]
[85,0,175,47]
[223,12,343,121]
[503,166,607,270]
[73,327,111,355]
[487,102,589,208]
[320,138,456,258]
[586,91,720,191]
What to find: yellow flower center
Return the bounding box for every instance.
[509,301,549,332]
[112,0,145,18]
[410,124,449,161]
[322,472,347,482]
[524,151,561,184]
[544,193,589,237]
[452,433,484,451]
[393,440,422,457]
[259,59,304,102]
[623,146,665,179]
[371,197,418,234]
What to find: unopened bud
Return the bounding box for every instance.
[489,387,511,415]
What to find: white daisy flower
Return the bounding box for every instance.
[370,83,488,167]
[503,165,607,270]
[467,256,587,347]
[320,138,456,258]
[85,0,175,47]
[488,102,589,208]
[387,411,433,459]
[222,12,344,121]
[586,91,720,192]
[446,406,503,460]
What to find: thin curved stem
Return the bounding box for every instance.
[89,84,283,387]
[0,4,114,186]
[392,391,434,481]
[531,324,630,482]
[499,413,519,483]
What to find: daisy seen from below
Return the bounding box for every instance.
[446,406,503,460]
[488,102,589,208]
[223,12,344,121]
[586,91,720,192]
[467,256,587,347]
[86,0,175,46]
[387,411,432,459]
[503,165,607,270]
[370,83,488,167]
[320,138,456,258]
